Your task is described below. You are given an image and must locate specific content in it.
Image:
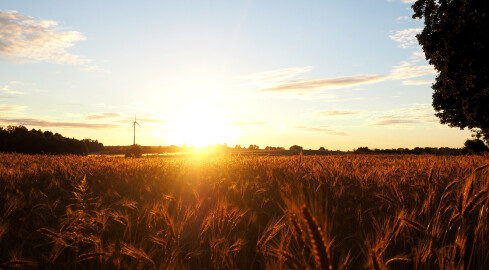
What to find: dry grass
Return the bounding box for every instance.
[0,153,488,269]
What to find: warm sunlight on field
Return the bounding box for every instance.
[168,103,236,147]
[1,153,488,269]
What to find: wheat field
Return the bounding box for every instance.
[0,153,488,269]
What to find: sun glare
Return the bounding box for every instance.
[168,104,235,147]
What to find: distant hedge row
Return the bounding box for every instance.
[0,125,103,155]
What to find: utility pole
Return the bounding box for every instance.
[132,115,139,145]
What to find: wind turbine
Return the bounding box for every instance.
[132,115,140,145]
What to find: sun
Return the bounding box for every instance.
[168,103,235,147]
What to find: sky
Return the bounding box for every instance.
[0,0,473,150]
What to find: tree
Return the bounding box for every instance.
[462,138,489,155]
[353,147,372,154]
[248,144,259,150]
[289,145,303,154]
[125,144,142,158]
[0,125,92,155]
[413,0,489,142]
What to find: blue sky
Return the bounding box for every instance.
[0,0,472,149]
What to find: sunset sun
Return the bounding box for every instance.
[168,104,235,147]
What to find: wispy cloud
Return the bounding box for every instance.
[389,29,437,83]
[0,104,26,112]
[315,110,364,117]
[389,28,422,49]
[116,113,168,124]
[369,117,421,126]
[134,116,168,124]
[83,111,168,125]
[391,60,436,79]
[368,105,439,126]
[0,10,87,65]
[396,16,410,22]
[402,79,434,85]
[244,66,314,83]
[1,81,26,94]
[295,125,348,136]
[244,29,433,97]
[0,117,118,129]
[84,112,122,120]
[259,74,389,95]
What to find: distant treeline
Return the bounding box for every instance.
[0,126,104,155]
[352,145,485,155]
[103,145,189,155]
[103,144,483,156]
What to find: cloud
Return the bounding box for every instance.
[369,117,422,126]
[315,110,363,117]
[295,125,348,136]
[1,81,26,94]
[389,28,422,49]
[232,121,266,126]
[0,10,87,65]
[396,16,410,22]
[246,48,433,96]
[243,66,314,83]
[116,113,168,124]
[391,60,436,79]
[0,104,26,112]
[84,112,122,120]
[368,105,439,126]
[258,74,389,95]
[134,116,168,124]
[83,112,167,125]
[402,79,434,85]
[0,117,118,129]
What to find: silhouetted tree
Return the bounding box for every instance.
[248,144,259,150]
[289,145,303,154]
[353,147,372,154]
[0,125,102,155]
[82,139,104,152]
[319,147,326,151]
[413,0,489,142]
[462,138,489,155]
[265,146,284,150]
[125,144,143,158]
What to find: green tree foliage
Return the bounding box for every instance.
[413,0,489,142]
[0,125,103,155]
